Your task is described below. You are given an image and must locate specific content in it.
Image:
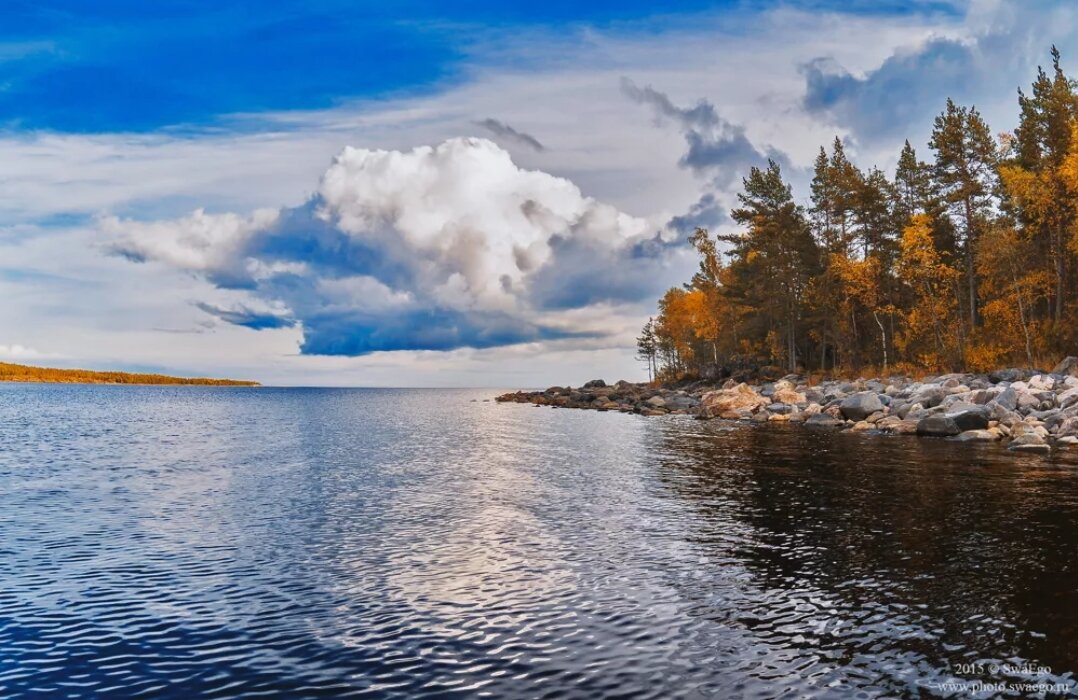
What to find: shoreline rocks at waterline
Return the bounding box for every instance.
[495,357,1078,453]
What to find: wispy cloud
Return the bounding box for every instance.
[474,118,545,151]
[0,344,60,361]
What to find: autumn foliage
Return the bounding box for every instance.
[0,362,259,386]
[640,47,1078,380]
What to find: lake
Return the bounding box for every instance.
[2,384,1077,698]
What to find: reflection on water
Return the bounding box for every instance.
[1,384,1077,698]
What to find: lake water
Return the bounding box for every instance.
[2,384,1078,698]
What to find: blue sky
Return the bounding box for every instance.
[0,0,1072,385]
[0,0,963,133]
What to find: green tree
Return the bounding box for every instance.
[636,318,658,382]
[929,98,998,331]
[723,160,821,371]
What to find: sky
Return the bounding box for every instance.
[1,0,1076,387]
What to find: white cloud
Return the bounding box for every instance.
[3,0,1074,384]
[103,137,677,356]
[0,344,59,361]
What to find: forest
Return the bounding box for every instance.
[637,48,1078,381]
[0,362,259,386]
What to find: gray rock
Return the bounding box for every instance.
[912,387,947,408]
[840,392,884,421]
[1052,356,1078,377]
[1008,434,1051,452]
[1057,417,1078,438]
[1017,391,1043,412]
[583,379,607,388]
[767,403,793,415]
[945,406,990,432]
[988,402,1021,425]
[1059,386,1078,410]
[645,396,666,408]
[991,386,1018,411]
[916,414,961,437]
[665,394,699,411]
[805,413,844,429]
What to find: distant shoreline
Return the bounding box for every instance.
[0,362,259,387]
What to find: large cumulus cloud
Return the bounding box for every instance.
[103,137,681,355]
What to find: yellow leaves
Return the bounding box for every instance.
[899,215,960,284]
[965,341,1009,374]
[1000,164,1054,222]
[1060,123,1078,197]
[895,215,963,369]
[831,253,882,308]
[655,287,722,369]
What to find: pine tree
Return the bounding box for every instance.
[1008,46,1078,325]
[724,160,820,371]
[636,318,658,382]
[929,98,998,331]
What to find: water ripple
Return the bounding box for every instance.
[1,385,1078,697]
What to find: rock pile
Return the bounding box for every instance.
[494,357,1078,453]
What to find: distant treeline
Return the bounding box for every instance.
[0,362,259,386]
[638,47,1078,381]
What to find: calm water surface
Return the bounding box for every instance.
[2,384,1078,698]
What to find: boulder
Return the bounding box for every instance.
[990,386,1018,411]
[805,413,843,429]
[583,379,607,388]
[1029,374,1056,391]
[646,395,667,408]
[945,406,990,432]
[912,386,947,408]
[896,401,922,419]
[988,402,1022,425]
[917,413,962,437]
[1011,421,1049,439]
[772,381,807,404]
[1059,386,1078,410]
[1017,391,1042,412]
[954,430,999,442]
[1052,356,1078,377]
[1008,434,1051,452]
[840,392,884,421]
[698,383,768,418]
[665,394,699,411]
[1056,417,1078,438]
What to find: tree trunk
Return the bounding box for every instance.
[964,197,977,329]
[1011,266,1034,367]
[873,310,888,375]
[1056,224,1066,322]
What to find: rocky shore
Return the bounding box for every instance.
[496,357,1078,453]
